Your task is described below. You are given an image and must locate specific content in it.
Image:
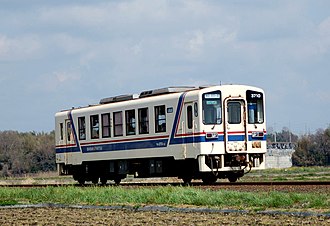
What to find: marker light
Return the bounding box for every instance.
[206,132,218,139]
[252,131,264,138]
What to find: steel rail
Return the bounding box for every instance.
[0,181,330,187]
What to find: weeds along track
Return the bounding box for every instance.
[1,181,330,192]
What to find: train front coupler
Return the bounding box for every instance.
[229,154,252,175]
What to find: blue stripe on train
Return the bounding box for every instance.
[56,138,169,154]
[82,138,169,153]
[55,134,266,154]
[169,92,186,145]
[169,134,266,144]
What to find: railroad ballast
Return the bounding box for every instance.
[55,84,266,185]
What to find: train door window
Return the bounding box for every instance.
[90,115,99,139]
[78,117,86,140]
[101,113,111,138]
[246,90,264,124]
[194,102,198,117]
[155,105,166,133]
[138,108,149,134]
[66,121,72,142]
[125,110,136,136]
[227,102,241,124]
[113,111,123,136]
[187,105,193,129]
[60,123,64,140]
[202,91,221,125]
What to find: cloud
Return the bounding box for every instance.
[0,34,42,61]
[51,33,89,55]
[187,31,205,56]
[316,90,330,102]
[39,4,109,27]
[131,43,142,56]
[55,70,81,83]
[318,17,330,54]
[27,69,82,94]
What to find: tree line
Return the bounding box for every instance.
[0,131,55,177]
[267,126,330,166]
[0,127,329,177]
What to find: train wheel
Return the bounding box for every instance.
[78,178,86,185]
[182,177,192,185]
[202,175,217,185]
[92,177,99,185]
[114,178,121,185]
[100,177,107,185]
[228,176,238,183]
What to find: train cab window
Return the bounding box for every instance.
[138,108,149,134]
[246,90,264,124]
[90,115,99,139]
[101,113,111,138]
[126,110,136,136]
[113,111,123,136]
[202,91,221,125]
[78,117,86,140]
[60,123,64,140]
[227,101,241,124]
[155,105,166,133]
[187,105,193,129]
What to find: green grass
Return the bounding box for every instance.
[242,166,330,182]
[0,186,329,211]
[249,166,330,175]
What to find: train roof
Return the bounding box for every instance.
[99,86,200,105]
[58,84,264,113]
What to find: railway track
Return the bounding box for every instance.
[1,181,330,188]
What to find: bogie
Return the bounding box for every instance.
[201,173,218,185]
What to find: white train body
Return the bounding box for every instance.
[55,85,266,184]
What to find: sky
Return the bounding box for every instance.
[0,0,329,135]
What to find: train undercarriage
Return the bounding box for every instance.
[58,153,264,185]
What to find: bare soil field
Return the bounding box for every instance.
[0,207,330,225]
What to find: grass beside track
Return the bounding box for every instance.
[242,166,330,182]
[0,186,329,212]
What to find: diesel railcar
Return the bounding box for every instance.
[55,85,266,184]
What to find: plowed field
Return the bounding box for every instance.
[1,207,329,225]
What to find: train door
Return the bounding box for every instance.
[64,119,75,164]
[182,102,195,157]
[224,98,247,152]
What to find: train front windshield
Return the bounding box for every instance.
[202,91,222,125]
[246,90,264,124]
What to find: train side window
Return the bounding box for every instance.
[187,105,193,129]
[138,108,149,134]
[60,123,64,140]
[78,117,86,140]
[155,105,166,133]
[246,90,264,124]
[126,110,136,136]
[102,113,111,138]
[90,115,99,139]
[113,111,123,136]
